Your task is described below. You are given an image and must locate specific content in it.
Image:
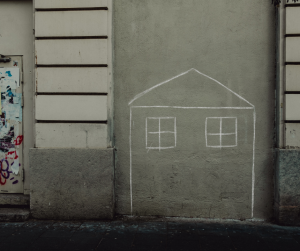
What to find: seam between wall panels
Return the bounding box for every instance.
[35,8,108,11]
[36,121,108,124]
[35,36,108,40]
[285,4,300,7]
[107,0,113,148]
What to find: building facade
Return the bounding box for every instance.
[0,0,299,225]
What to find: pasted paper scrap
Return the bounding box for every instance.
[11,157,19,175]
[0,87,1,115]
[0,68,19,89]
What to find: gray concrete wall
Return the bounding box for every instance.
[29,148,114,220]
[114,0,275,219]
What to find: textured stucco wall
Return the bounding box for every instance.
[114,0,275,219]
[30,148,114,220]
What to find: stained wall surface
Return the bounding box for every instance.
[30,148,114,220]
[114,0,275,219]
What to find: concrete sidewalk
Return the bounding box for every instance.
[0,218,300,251]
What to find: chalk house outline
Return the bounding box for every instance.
[128,68,256,218]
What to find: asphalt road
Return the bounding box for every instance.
[0,218,300,251]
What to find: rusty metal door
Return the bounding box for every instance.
[0,56,23,193]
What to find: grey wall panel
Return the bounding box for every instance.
[114,0,275,220]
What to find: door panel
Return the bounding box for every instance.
[0,0,34,195]
[0,56,23,193]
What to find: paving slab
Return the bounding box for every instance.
[0,219,300,250]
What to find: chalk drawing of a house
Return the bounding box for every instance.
[129,68,256,219]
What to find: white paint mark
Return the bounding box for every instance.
[147,146,175,150]
[205,118,208,147]
[11,157,19,175]
[128,69,193,105]
[145,117,148,149]
[174,117,177,147]
[132,106,254,110]
[158,118,161,152]
[220,118,222,147]
[128,68,254,108]
[236,117,238,148]
[149,131,175,134]
[145,117,176,151]
[147,144,152,153]
[147,117,176,119]
[252,109,256,218]
[208,133,236,135]
[205,117,237,148]
[129,107,133,215]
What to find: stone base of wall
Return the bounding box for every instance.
[275,149,300,226]
[0,194,30,206]
[278,206,300,225]
[29,148,114,220]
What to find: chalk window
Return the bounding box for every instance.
[146,117,177,150]
[205,117,237,148]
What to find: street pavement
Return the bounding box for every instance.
[0,218,300,251]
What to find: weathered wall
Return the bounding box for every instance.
[34,0,113,148]
[30,0,115,220]
[30,148,114,220]
[114,0,275,219]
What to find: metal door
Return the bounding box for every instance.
[0,56,23,193]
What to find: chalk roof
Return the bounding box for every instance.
[129,68,254,108]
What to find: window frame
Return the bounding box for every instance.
[205,117,238,148]
[146,117,177,151]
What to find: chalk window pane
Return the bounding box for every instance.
[222,118,236,134]
[147,133,159,148]
[207,135,221,147]
[206,118,220,134]
[206,117,237,148]
[160,118,175,132]
[222,134,237,147]
[160,132,176,148]
[146,117,176,150]
[147,118,159,133]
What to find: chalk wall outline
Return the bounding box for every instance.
[128,68,254,108]
[129,68,256,218]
